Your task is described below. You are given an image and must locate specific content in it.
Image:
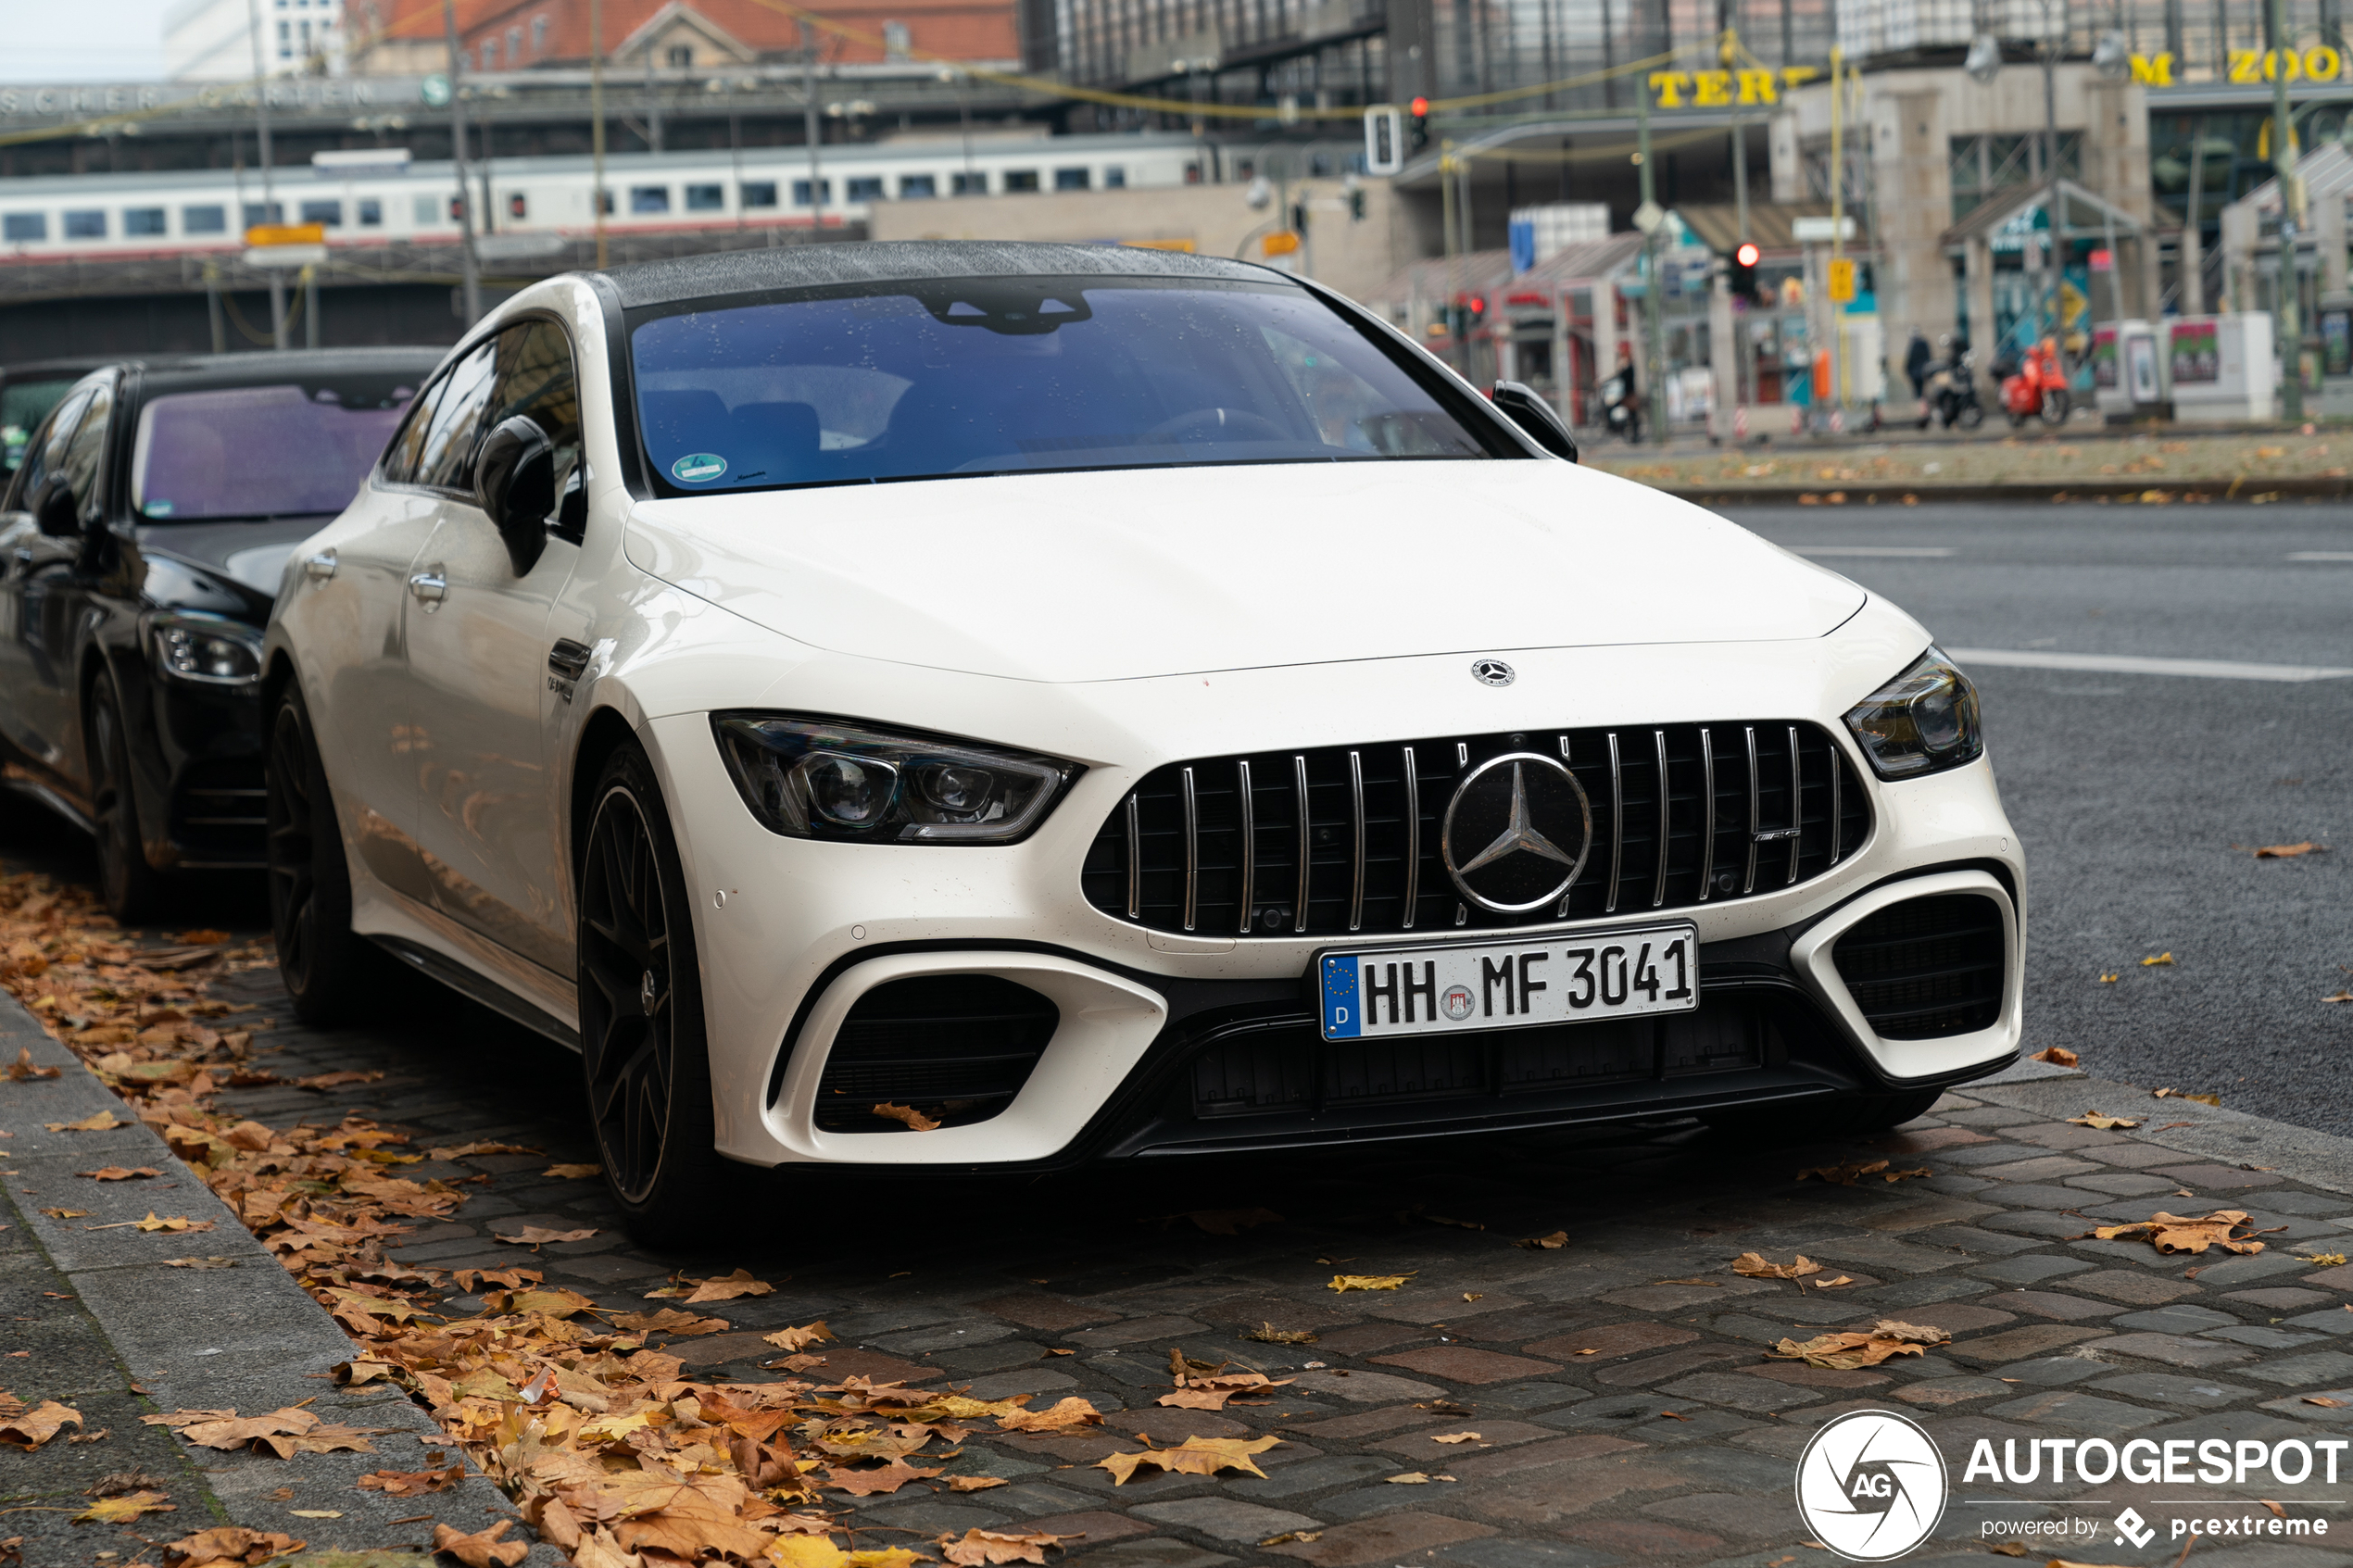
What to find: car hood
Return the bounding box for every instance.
[623,460,1867,684]
[136,515,334,608]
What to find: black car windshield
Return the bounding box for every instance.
[132,376,416,521]
[628,276,1496,494]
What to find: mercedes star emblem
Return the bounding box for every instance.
[1440,752,1592,913]
[1470,659,1516,687]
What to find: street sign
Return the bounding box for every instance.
[420,73,451,107]
[244,244,329,268]
[1792,216,1856,243]
[1827,257,1856,303]
[245,222,326,248]
[1364,106,1403,176]
[1263,231,1301,257]
[1632,200,1665,233]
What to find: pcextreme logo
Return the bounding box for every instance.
[1795,1410,1949,1562]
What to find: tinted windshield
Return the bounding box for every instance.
[132,377,416,521]
[629,277,1496,495]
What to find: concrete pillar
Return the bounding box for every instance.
[1873,86,1958,350]
[2221,199,2259,313]
[1966,235,1996,378]
[1592,283,1621,422]
[1769,107,1804,204]
[1709,271,1736,441]
[2321,191,2348,297]
[2180,220,2205,315]
[1551,285,1573,426]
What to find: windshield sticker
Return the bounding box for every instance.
[671,453,728,484]
[144,500,174,517]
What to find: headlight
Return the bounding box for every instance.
[147,612,264,688]
[1842,647,1983,779]
[713,714,1079,845]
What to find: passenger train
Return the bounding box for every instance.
[0,132,1207,260]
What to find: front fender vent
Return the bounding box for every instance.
[1831,893,2006,1039]
[812,974,1058,1132]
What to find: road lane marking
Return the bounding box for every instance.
[1792,546,1957,558]
[2287,551,2353,561]
[1948,647,2353,683]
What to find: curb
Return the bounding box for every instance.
[1630,476,2353,506]
[0,992,552,1560]
[1969,1066,2353,1197]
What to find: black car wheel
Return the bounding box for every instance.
[578,742,725,1238]
[266,680,388,1024]
[88,670,170,924]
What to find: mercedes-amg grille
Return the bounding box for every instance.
[1081,722,1870,939]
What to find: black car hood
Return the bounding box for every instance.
[133,516,332,619]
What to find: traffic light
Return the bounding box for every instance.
[1407,96,1430,153]
[1731,240,1760,301]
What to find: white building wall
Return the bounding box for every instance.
[166,0,346,79]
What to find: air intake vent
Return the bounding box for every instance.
[1082,722,1869,940]
[812,975,1058,1132]
[1831,894,2006,1039]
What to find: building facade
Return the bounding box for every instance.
[166,0,348,79]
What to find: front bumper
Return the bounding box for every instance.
[641,630,2026,1171]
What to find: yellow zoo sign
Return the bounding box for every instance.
[2128,48,2347,83]
[1646,51,2349,104]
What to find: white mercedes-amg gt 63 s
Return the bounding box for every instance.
[265,242,2023,1237]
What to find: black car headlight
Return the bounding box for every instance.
[713,714,1079,844]
[146,612,264,688]
[1842,647,1983,779]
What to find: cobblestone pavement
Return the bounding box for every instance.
[195,947,2353,1568]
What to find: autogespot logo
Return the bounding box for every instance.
[1795,1410,1949,1562]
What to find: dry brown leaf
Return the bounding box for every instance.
[2305,1396,2347,1408]
[39,1208,88,1220]
[681,1267,775,1303]
[1328,1273,1414,1291]
[1987,1544,2031,1558]
[2066,1111,2140,1130]
[432,1520,529,1568]
[358,1465,464,1495]
[492,1225,597,1248]
[1097,1435,1282,1485]
[423,1141,542,1160]
[1767,1319,1952,1370]
[1514,1231,1568,1249]
[162,1257,238,1270]
[2152,1086,2222,1106]
[1429,1432,1481,1444]
[174,928,233,945]
[823,1459,945,1496]
[1795,1160,1930,1185]
[43,1110,124,1132]
[544,1162,601,1178]
[873,1102,941,1132]
[936,1528,1075,1565]
[1243,1323,1318,1346]
[1731,1252,1821,1280]
[997,1397,1106,1432]
[605,1307,730,1336]
[295,1070,383,1091]
[2324,991,2353,1003]
[761,1321,835,1351]
[2030,1047,2080,1066]
[0,1399,82,1449]
[1387,1472,1431,1484]
[86,1468,170,1497]
[2142,952,2174,966]
[161,1526,306,1567]
[2259,1500,2286,1519]
[947,1475,1011,1492]
[2254,842,2322,858]
[76,1165,160,1181]
[2094,1210,2269,1256]
[6,1046,60,1080]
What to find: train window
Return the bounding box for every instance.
[846,178,883,202]
[64,211,107,240]
[631,186,670,214]
[952,172,986,196]
[4,214,47,242]
[1105,166,1127,188]
[506,193,526,220]
[899,174,936,199]
[1004,170,1039,193]
[300,199,342,228]
[792,179,830,207]
[182,205,227,234]
[359,198,384,226]
[686,183,724,211]
[740,182,777,208]
[243,202,283,228]
[1054,168,1089,192]
[125,208,167,237]
[413,194,440,226]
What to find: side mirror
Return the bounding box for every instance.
[33,481,79,537]
[475,414,557,575]
[1491,382,1578,462]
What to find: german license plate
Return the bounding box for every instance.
[1317,924,1699,1041]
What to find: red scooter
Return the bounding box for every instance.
[2001,339,2071,428]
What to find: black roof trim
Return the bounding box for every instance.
[596,240,1282,309]
[135,345,449,390]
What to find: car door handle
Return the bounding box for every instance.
[304,549,337,582]
[547,639,592,680]
[407,569,447,609]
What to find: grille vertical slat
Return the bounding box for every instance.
[1092,721,1868,940]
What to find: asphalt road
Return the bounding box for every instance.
[1729,500,2353,1137]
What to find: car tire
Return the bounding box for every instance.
[88,670,171,925]
[1702,1086,1945,1142]
[577,741,729,1242]
[266,679,390,1025]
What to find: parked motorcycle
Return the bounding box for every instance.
[2001,339,2071,428]
[1918,350,1985,430]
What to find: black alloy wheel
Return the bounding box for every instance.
[88,670,170,924]
[265,681,388,1024]
[578,743,723,1236]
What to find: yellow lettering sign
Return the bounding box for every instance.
[1648,70,1692,107]
[1780,66,1820,88]
[2308,44,2343,79]
[1692,69,1732,107]
[1828,257,1856,304]
[2265,46,2303,80]
[2229,47,2262,82]
[1737,68,1779,105]
[2128,52,2173,85]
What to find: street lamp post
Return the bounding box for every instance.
[442,0,481,327]
[2271,0,2305,421]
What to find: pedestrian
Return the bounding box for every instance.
[1905,326,1933,399]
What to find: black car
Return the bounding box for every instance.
[1,357,131,480]
[0,348,444,919]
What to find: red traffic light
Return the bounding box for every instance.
[1734,241,1761,268]
[1409,96,1429,116]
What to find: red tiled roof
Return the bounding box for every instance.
[351,0,1015,65]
